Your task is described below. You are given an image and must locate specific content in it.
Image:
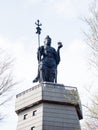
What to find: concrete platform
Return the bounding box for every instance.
[15,82,83,130]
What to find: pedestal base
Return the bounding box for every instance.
[15,82,83,130]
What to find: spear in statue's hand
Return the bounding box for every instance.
[35,20,42,48]
[35,20,42,63]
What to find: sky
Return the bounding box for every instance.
[0,0,97,129]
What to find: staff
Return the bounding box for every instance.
[33,20,42,83]
[35,19,42,51]
[35,20,42,63]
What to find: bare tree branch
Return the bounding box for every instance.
[82,0,98,129]
[0,49,17,120]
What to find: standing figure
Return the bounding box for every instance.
[33,35,63,83]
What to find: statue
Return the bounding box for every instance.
[33,35,63,83]
[33,20,63,83]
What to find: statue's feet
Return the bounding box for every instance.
[33,77,39,83]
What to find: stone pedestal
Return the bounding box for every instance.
[15,82,83,130]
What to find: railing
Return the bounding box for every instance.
[16,82,77,98]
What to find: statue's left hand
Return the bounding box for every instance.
[58,42,63,49]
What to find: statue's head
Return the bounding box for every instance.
[44,35,51,46]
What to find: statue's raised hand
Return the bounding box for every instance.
[58,42,63,49]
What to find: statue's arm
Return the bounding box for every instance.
[37,46,44,61]
[56,42,63,65]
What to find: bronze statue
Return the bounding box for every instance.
[33,20,62,83]
[33,35,63,83]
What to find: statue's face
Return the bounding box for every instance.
[44,38,51,46]
[44,39,48,45]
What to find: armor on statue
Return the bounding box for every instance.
[33,35,63,83]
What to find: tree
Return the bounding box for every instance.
[0,49,17,120]
[83,92,98,130]
[82,0,98,129]
[84,0,98,71]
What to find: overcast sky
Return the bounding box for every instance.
[0,0,97,130]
